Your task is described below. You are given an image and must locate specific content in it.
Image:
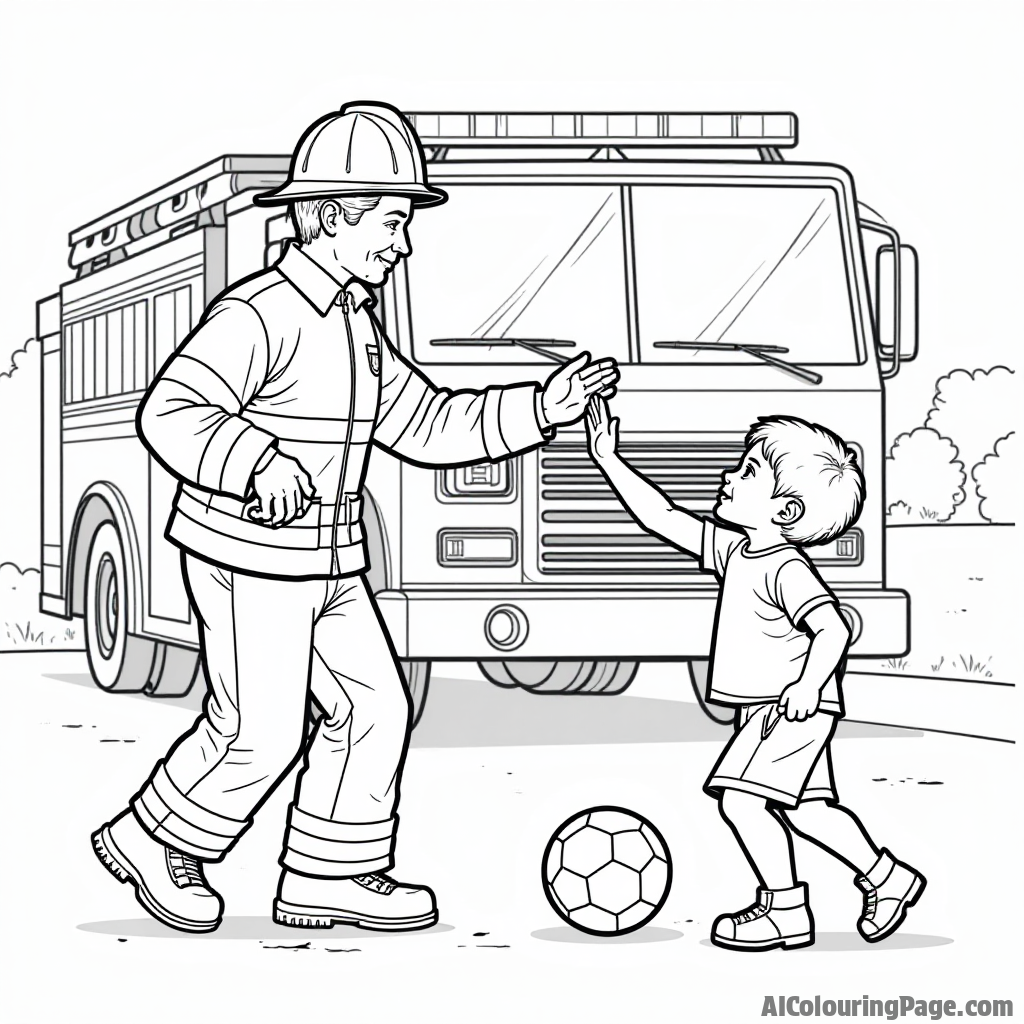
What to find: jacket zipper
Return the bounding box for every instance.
[331,291,357,574]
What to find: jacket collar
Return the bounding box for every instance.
[277,243,376,316]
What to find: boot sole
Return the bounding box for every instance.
[273,899,438,932]
[91,826,220,934]
[862,874,926,943]
[711,932,813,952]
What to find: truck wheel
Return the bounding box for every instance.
[687,659,734,725]
[478,660,638,695]
[575,661,639,695]
[146,644,202,698]
[84,522,159,693]
[401,661,430,728]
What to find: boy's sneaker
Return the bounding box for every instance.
[856,849,926,942]
[273,870,438,931]
[711,883,814,951]
[91,809,223,933]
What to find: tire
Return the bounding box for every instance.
[146,643,202,698]
[478,660,638,696]
[687,659,735,725]
[401,661,430,728]
[84,522,160,693]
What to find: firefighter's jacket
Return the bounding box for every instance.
[138,243,549,578]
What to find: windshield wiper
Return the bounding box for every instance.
[430,338,576,363]
[653,341,822,385]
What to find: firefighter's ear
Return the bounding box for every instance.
[772,497,804,528]
[319,201,341,237]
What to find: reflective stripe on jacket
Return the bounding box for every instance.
[138,243,549,578]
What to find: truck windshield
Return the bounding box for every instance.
[408,181,858,365]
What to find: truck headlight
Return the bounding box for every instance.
[438,461,515,500]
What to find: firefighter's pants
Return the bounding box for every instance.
[132,554,410,877]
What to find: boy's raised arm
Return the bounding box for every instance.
[585,398,703,557]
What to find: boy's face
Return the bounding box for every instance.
[714,442,783,531]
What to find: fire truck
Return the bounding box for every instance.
[36,111,915,725]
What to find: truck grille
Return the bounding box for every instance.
[537,439,746,574]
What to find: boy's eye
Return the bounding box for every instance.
[741,465,754,479]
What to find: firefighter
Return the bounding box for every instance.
[90,102,619,933]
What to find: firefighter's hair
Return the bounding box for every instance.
[745,415,864,546]
[292,196,383,243]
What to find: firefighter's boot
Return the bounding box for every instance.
[273,869,438,931]
[856,849,925,942]
[91,809,223,933]
[711,883,814,951]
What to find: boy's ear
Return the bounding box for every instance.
[772,497,805,528]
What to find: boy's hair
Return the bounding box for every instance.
[745,415,864,546]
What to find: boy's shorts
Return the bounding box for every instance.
[704,702,839,807]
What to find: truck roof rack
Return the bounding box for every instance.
[68,156,289,274]
[407,111,797,150]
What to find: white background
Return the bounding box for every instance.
[1,2,1021,1021]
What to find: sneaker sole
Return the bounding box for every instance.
[711,932,813,952]
[91,826,220,934]
[273,899,438,932]
[862,874,926,943]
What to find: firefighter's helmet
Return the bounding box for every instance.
[255,101,447,207]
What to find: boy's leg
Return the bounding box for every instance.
[782,799,879,875]
[718,790,796,890]
[705,704,826,951]
[781,745,926,942]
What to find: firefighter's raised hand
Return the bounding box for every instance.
[248,452,317,528]
[585,397,620,462]
[540,351,619,428]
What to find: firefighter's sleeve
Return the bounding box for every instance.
[137,298,277,498]
[372,330,550,466]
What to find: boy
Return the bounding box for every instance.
[585,401,925,951]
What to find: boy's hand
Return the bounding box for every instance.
[585,396,620,462]
[778,679,821,722]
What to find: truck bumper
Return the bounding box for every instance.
[376,587,909,661]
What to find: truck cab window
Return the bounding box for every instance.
[408,184,630,366]
[632,184,860,365]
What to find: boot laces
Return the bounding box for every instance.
[861,885,879,918]
[354,873,397,895]
[167,848,205,888]
[733,896,770,925]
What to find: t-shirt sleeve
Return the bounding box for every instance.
[775,557,837,627]
[700,519,745,578]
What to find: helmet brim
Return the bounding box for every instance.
[254,181,448,207]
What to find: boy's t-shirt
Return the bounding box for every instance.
[701,519,844,715]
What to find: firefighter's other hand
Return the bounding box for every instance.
[248,452,317,528]
[541,351,619,427]
[585,397,620,462]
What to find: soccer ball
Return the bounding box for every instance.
[542,806,672,936]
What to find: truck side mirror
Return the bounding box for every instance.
[875,243,919,367]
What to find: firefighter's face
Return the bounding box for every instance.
[333,196,414,285]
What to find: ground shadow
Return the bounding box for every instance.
[77,916,454,940]
[698,932,952,952]
[45,672,919,749]
[532,925,683,944]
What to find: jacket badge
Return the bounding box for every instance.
[366,343,380,376]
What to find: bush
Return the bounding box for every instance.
[0,339,41,569]
[0,562,79,650]
[925,366,1015,516]
[974,432,1017,524]
[885,427,966,523]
